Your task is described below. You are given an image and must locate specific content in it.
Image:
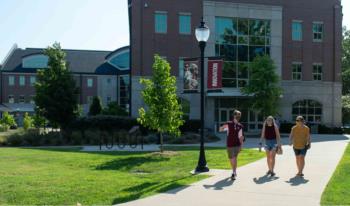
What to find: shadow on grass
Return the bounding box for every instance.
[203,177,233,190]
[253,174,279,184]
[95,156,170,170]
[112,177,191,204]
[285,176,309,186]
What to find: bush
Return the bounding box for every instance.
[23,113,34,130]
[102,101,128,116]
[0,124,10,132]
[180,119,201,133]
[0,112,17,128]
[318,124,343,134]
[89,96,102,116]
[70,115,139,131]
[279,122,294,133]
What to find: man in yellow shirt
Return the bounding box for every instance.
[289,116,311,177]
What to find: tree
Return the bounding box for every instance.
[23,113,34,130]
[138,55,184,152]
[342,27,350,94]
[102,101,128,116]
[89,96,102,116]
[241,55,283,117]
[33,108,47,129]
[34,42,79,134]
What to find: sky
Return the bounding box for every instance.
[0,0,349,63]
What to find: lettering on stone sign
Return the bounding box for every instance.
[212,63,218,87]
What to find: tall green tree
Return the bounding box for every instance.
[342,27,350,94]
[89,96,102,116]
[35,42,79,134]
[241,55,283,117]
[138,55,184,152]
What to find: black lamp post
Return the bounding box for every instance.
[195,18,210,173]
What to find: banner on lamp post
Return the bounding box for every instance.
[183,58,199,93]
[207,58,223,91]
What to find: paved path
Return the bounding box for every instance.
[117,135,349,206]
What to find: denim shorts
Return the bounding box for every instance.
[293,147,307,156]
[264,139,278,151]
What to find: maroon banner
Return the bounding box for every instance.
[207,59,223,90]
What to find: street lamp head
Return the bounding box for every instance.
[195,18,210,43]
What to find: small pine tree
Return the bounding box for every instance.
[23,113,34,130]
[89,96,102,116]
[138,55,184,152]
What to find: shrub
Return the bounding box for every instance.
[279,122,295,133]
[33,112,47,128]
[102,101,128,116]
[89,96,103,116]
[0,124,10,132]
[23,113,34,130]
[180,119,201,133]
[0,112,17,128]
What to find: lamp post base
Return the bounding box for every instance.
[195,165,210,173]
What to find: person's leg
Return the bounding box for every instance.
[230,156,238,174]
[270,150,277,172]
[296,156,303,175]
[266,150,271,172]
[300,155,305,174]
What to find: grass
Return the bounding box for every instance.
[0,146,264,205]
[321,143,350,205]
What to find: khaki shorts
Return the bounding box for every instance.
[227,146,241,159]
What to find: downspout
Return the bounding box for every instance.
[128,0,132,116]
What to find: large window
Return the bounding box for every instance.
[30,76,36,86]
[19,95,25,103]
[215,17,271,88]
[292,62,302,80]
[87,78,93,88]
[179,98,190,120]
[292,100,322,123]
[119,75,130,111]
[8,76,15,86]
[108,51,129,70]
[313,22,324,42]
[19,76,25,86]
[179,13,191,34]
[155,12,167,33]
[22,55,48,68]
[313,64,323,81]
[292,21,302,41]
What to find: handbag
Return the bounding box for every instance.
[276,145,283,155]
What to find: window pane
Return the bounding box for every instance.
[222,78,236,88]
[238,45,248,61]
[292,22,302,41]
[221,44,237,61]
[155,13,167,33]
[179,15,191,34]
[249,19,266,36]
[249,46,265,61]
[238,79,248,87]
[223,62,237,78]
[237,62,249,78]
[238,19,248,35]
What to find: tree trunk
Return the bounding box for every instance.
[159,132,164,153]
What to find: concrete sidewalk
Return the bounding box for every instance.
[117,136,349,206]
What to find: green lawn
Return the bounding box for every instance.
[321,143,350,205]
[0,147,264,205]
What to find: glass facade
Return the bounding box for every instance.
[179,14,191,34]
[215,17,271,88]
[119,75,130,111]
[155,12,167,33]
[292,100,322,123]
[292,21,302,41]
